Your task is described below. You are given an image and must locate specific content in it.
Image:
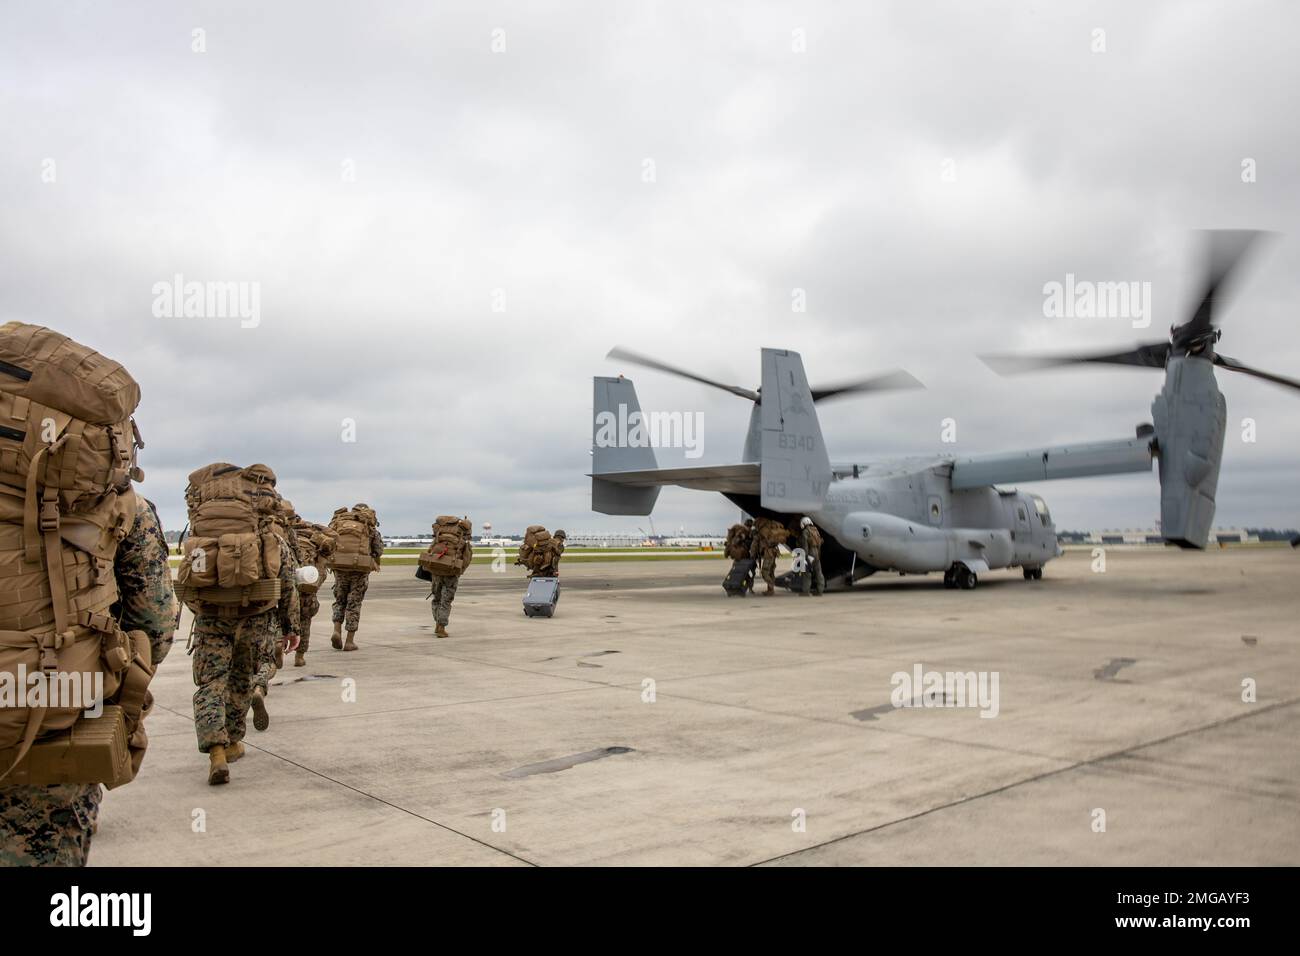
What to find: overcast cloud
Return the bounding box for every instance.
[2,1,1298,534]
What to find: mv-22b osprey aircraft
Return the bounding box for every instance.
[589,231,1300,591]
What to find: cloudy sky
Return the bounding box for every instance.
[3,0,1298,535]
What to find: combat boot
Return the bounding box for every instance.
[331,621,343,650]
[343,629,357,651]
[764,583,775,596]
[294,651,306,667]
[226,741,245,762]
[251,687,269,732]
[435,624,448,639]
[208,745,229,786]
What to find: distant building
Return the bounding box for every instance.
[1059,527,1265,546]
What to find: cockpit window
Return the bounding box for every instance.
[1032,496,1051,526]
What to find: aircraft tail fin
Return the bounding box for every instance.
[759,348,831,512]
[591,376,661,515]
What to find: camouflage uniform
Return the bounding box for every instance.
[751,518,785,591]
[331,526,384,632]
[797,523,825,596]
[287,513,327,653]
[0,496,175,867]
[292,522,322,650]
[724,521,755,592]
[430,541,473,626]
[298,588,321,651]
[192,538,298,752]
[252,524,299,695]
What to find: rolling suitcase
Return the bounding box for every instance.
[523,576,560,617]
[722,558,756,596]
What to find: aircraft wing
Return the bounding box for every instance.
[949,436,1155,490]
[590,462,760,494]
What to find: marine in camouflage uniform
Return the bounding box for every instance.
[750,517,786,596]
[796,517,825,596]
[248,501,301,731]
[430,538,473,639]
[331,512,384,651]
[192,535,298,782]
[0,496,176,867]
[528,530,566,577]
[285,506,327,663]
[723,519,756,593]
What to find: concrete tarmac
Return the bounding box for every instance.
[93,548,1300,866]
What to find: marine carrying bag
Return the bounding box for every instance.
[292,520,336,594]
[175,463,283,617]
[725,523,752,560]
[418,515,471,577]
[517,525,550,570]
[0,323,157,786]
[328,507,378,572]
[757,518,790,548]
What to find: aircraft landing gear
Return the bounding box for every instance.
[1023,567,1043,581]
[946,564,977,590]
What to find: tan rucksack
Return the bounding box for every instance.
[725,523,752,560]
[0,323,157,787]
[517,525,550,569]
[292,518,336,594]
[175,463,284,617]
[418,515,471,577]
[532,536,564,573]
[757,518,790,547]
[328,506,378,572]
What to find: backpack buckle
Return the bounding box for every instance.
[39,492,60,533]
[40,631,73,672]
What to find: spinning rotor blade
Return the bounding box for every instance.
[1213,353,1300,393]
[606,347,760,402]
[810,369,925,402]
[980,341,1171,376]
[1181,229,1270,339]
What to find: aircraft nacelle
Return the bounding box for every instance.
[1152,355,1226,549]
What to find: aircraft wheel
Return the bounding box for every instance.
[1023,568,1034,580]
[943,567,957,589]
[957,565,977,590]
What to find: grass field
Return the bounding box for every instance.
[166,548,728,565]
